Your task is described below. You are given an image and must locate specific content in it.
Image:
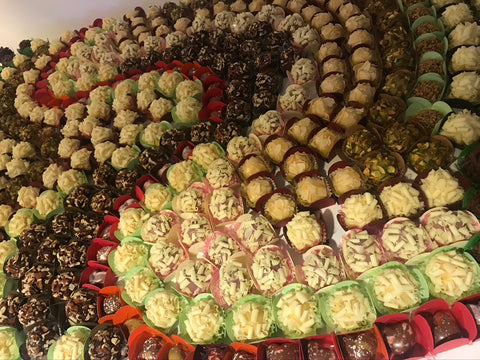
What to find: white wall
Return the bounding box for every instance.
[0,0,166,51]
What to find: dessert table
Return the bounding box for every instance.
[0,0,479,359]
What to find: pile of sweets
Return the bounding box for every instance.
[0,0,480,359]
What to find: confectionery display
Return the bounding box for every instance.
[1,0,480,358]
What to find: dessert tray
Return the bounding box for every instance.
[0,0,480,359]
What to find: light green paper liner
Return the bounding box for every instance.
[32,190,64,220]
[178,293,226,345]
[5,209,34,239]
[108,237,150,277]
[359,261,429,315]
[0,326,24,360]
[318,280,377,334]
[418,51,448,79]
[408,73,447,105]
[272,283,323,339]
[414,32,448,57]
[47,326,90,360]
[226,294,275,343]
[121,266,163,307]
[411,16,445,36]
[419,245,480,304]
[143,286,188,334]
[139,121,172,148]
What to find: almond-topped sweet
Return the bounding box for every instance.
[420,207,480,247]
[381,218,432,262]
[301,245,344,291]
[282,150,319,181]
[420,168,464,208]
[264,136,296,164]
[379,182,424,218]
[251,245,293,295]
[340,192,383,229]
[342,229,383,277]
[244,175,275,206]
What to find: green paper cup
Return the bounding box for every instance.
[121,266,162,307]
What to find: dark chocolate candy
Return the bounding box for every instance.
[240,40,261,58]
[103,294,122,315]
[255,51,279,72]
[18,221,47,249]
[280,47,299,73]
[255,71,283,93]
[181,45,199,63]
[89,270,107,287]
[161,46,182,64]
[91,189,116,215]
[38,235,64,264]
[465,302,480,329]
[265,31,291,48]
[196,345,231,360]
[73,212,102,241]
[139,337,165,360]
[208,29,226,51]
[227,61,251,81]
[139,147,169,173]
[65,288,99,325]
[51,212,73,235]
[51,271,80,301]
[340,330,378,360]
[18,295,51,328]
[265,343,300,360]
[191,121,216,144]
[65,185,93,210]
[215,121,243,148]
[25,321,60,360]
[245,21,272,40]
[307,341,338,360]
[380,321,416,356]
[226,79,252,101]
[88,325,128,360]
[212,52,234,77]
[4,249,32,280]
[160,128,191,154]
[21,264,55,297]
[0,291,26,327]
[252,90,278,115]
[431,310,463,346]
[57,240,88,270]
[93,163,118,188]
[224,99,252,125]
[459,145,480,183]
[197,47,215,66]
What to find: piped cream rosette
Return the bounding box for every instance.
[273,283,323,338]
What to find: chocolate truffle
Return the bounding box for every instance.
[465,302,480,331]
[340,330,378,360]
[73,212,102,241]
[91,189,116,215]
[3,249,32,280]
[18,221,47,249]
[380,321,417,356]
[255,71,283,93]
[196,345,231,360]
[103,294,122,315]
[38,235,64,263]
[191,121,215,144]
[307,341,338,360]
[215,121,243,148]
[25,321,60,360]
[88,325,128,360]
[265,343,300,360]
[65,185,93,210]
[65,288,99,325]
[51,210,73,234]
[21,264,55,297]
[93,163,118,189]
[57,240,88,270]
[255,51,279,71]
[228,61,251,81]
[224,99,252,125]
[115,168,142,195]
[252,90,278,115]
[0,291,26,327]
[430,310,463,346]
[18,295,51,328]
[139,148,168,173]
[51,271,80,301]
[160,128,191,154]
[226,79,252,101]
